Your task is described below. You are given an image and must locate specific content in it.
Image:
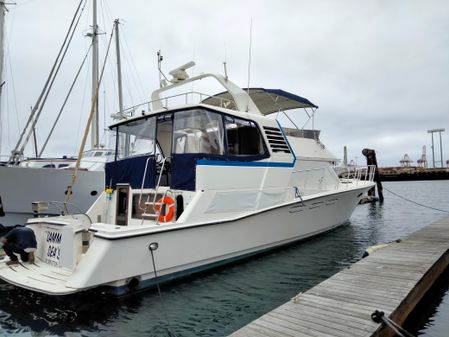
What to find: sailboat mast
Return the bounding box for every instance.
[90,0,99,149]
[114,19,129,156]
[114,19,124,114]
[0,2,6,155]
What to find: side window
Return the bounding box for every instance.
[173,109,224,155]
[225,116,265,156]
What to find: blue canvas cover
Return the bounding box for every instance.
[105,155,156,189]
[201,88,317,115]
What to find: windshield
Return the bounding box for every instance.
[115,117,157,160]
[112,108,266,160]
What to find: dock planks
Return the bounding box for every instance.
[229,215,449,337]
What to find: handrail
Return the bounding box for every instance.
[137,156,174,224]
[118,91,236,118]
[138,156,154,212]
[338,165,376,187]
[151,156,170,212]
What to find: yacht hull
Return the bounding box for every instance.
[65,184,371,294]
[0,180,373,295]
[0,166,104,216]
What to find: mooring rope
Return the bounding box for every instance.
[371,310,416,337]
[149,243,178,337]
[384,187,449,214]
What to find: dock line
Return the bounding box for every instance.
[148,242,179,337]
[384,187,449,213]
[371,310,415,337]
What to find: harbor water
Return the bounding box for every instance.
[0,180,448,336]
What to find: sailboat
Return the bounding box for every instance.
[0,58,376,295]
[0,0,115,221]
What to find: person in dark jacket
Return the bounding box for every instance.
[1,226,37,265]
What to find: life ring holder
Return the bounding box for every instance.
[154,196,175,223]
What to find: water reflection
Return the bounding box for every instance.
[0,285,138,336]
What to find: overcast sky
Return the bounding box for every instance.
[0,0,448,167]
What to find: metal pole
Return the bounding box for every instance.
[0,2,5,119]
[114,18,129,156]
[90,0,99,149]
[428,129,445,168]
[0,2,5,156]
[114,19,124,114]
[431,132,435,168]
[32,126,38,158]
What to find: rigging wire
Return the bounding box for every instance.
[31,0,88,152]
[10,0,86,161]
[121,33,148,102]
[74,60,91,154]
[384,186,449,214]
[6,36,20,144]
[101,0,148,115]
[246,18,253,96]
[1,5,19,156]
[39,45,92,156]
[64,22,115,212]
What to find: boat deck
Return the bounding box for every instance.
[0,258,77,295]
[228,215,449,337]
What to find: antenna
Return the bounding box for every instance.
[223,41,228,80]
[223,62,228,80]
[246,18,253,94]
[157,50,164,88]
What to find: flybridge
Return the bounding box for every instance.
[113,61,319,128]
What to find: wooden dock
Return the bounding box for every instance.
[229,215,449,337]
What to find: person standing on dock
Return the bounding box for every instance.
[0,226,37,265]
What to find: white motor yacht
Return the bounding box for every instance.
[0,64,375,295]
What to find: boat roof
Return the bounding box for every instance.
[201,88,318,115]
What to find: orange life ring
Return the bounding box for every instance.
[154,196,175,223]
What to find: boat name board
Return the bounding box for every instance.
[44,229,62,267]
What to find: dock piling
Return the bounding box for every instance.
[362,148,384,202]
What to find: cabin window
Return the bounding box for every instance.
[225,116,265,156]
[116,117,157,159]
[172,109,224,155]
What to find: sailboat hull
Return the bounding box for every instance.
[0,166,104,216]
